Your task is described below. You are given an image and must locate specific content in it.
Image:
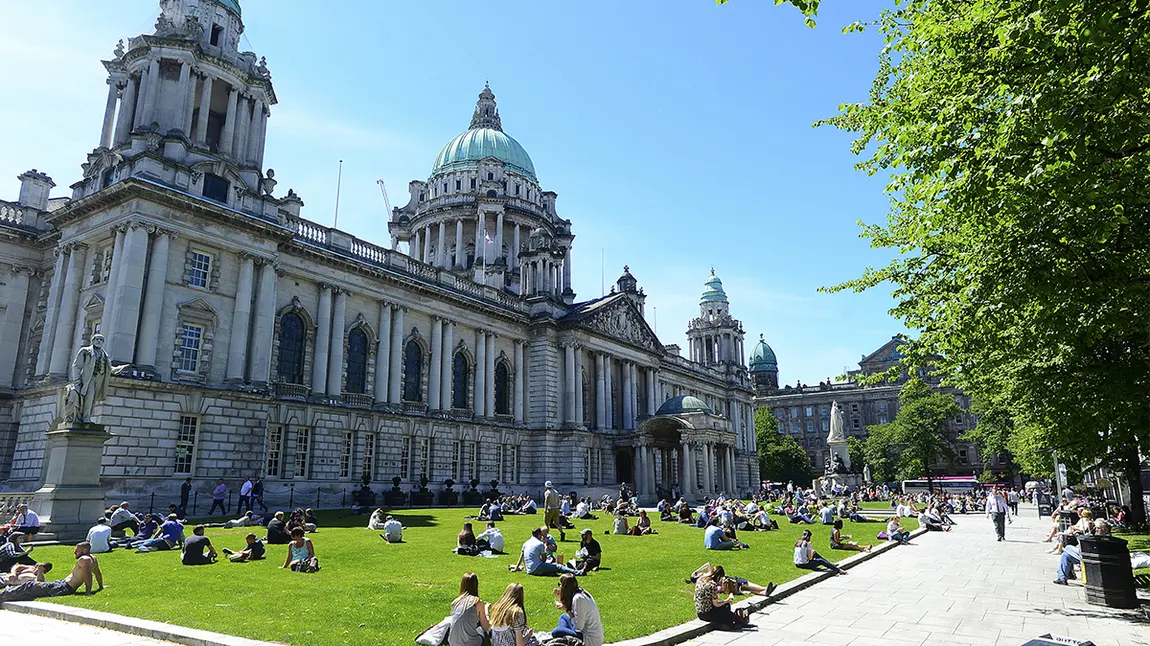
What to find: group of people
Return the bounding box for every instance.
[439,572,603,646]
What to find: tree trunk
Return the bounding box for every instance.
[1124,445,1146,525]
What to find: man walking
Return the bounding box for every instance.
[239,477,253,513]
[209,479,228,516]
[986,487,1009,541]
[543,481,564,541]
[252,477,268,513]
[1006,488,1019,516]
[179,477,191,517]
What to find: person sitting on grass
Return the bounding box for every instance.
[282,527,319,572]
[886,516,912,544]
[135,514,184,552]
[489,500,505,522]
[109,502,140,536]
[611,511,629,535]
[831,520,872,552]
[845,504,875,523]
[304,508,319,531]
[456,522,481,556]
[918,509,949,532]
[575,497,596,520]
[551,574,604,646]
[476,521,504,554]
[4,562,51,585]
[819,503,837,525]
[794,529,846,575]
[633,510,657,535]
[750,506,776,531]
[567,528,602,572]
[678,503,696,525]
[380,515,404,543]
[266,511,291,544]
[693,564,749,628]
[448,572,491,646]
[0,542,101,602]
[488,582,532,646]
[223,533,266,562]
[686,563,776,597]
[508,526,584,576]
[85,518,112,554]
[181,525,217,565]
[368,508,387,531]
[704,518,747,551]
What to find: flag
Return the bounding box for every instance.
[484,232,494,244]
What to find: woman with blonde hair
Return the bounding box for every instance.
[448,572,490,646]
[552,573,604,646]
[488,582,533,646]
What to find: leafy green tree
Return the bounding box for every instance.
[846,436,866,475]
[863,379,961,488]
[720,0,1150,522]
[755,408,813,487]
[961,396,1019,479]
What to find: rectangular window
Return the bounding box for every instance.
[339,431,353,479]
[805,406,813,417]
[850,402,860,414]
[294,428,312,479]
[820,419,829,431]
[455,180,461,191]
[470,178,476,189]
[202,173,229,202]
[777,421,785,433]
[417,437,430,479]
[805,421,814,433]
[177,324,203,372]
[851,418,861,430]
[451,440,461,481]
[495,445,505,484]
[174,415,198,474]
[791,422,799,434]
[959,449,969,464]
[400,437,411,479]
[820,405,829,416]
[266,425,284,478]
[189,251,212,288]
[363,433,376,480]
[879,414,888,424]
[790,407,798,418]
[878,401,887,412]
[468,441,478,482]
[583,449,590,486]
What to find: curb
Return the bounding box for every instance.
[606,526,929,646]
[0,601,282,646]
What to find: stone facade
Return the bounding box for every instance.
[0,0,757,509]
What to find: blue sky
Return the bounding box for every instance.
[0,0,905,385]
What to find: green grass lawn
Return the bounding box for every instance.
[29,509,917,645]
[858,501,895,511]
[1116,529,1149,588]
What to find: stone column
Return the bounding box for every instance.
[727,445,737,494]
[495,212,504,262]
[621,361,633,430]
[374,302,392,403]
[563,248,572,293]
[221,87,239,157]
[326,288,347,397]
[647,368,656,415]
[705,443,715,495]
[574,346,584,426]
[681,440,695,499]
[225,253,256,383]
[594,353,606,430]
[422,227,431,264]
[474,330,486,417]
[428,317,443,411]
[132,66,148,130]
[454,219,463,268]
[195,75,213,145]
[648,445,658,496]
[174,61,192,136]
[135,230,173,369]
[636,444,648,496]
[388,307,404,404]
[436,221,447,268]
[603,356,613,430]
[732,402,742,449]
[138,59,160,128]
[246,99,265,164]
[440,320,453,411]
[108,223,149,364]
[512,223,520,270]
[630,363,639,424]
[485,333,496,417]
[311,284,332,396]
[513,340,524,424]
[234,95,252,163]
[249,259,278,385]
[34,249,68,376]
[564,343,576,425]
[474,216,482,266]
[114,76,137,144]
[255,102,270,167]
[183,70,198,136]
[100,79,121,149]
[0,266,32,388]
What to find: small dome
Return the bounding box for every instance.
[215,0,242,17]
[655,395,713,416]
[749,334,777,373]
[700,268,727,303]
[431,128,536,180]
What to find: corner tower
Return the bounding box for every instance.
[686,269,746,367]
[74,0,277,207]
[749,334,779,393]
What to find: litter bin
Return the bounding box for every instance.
[1079,535,1138,609]
[1057,509,1078,532]
[1036,492,1053,517]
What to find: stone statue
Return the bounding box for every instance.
[113,39,125,59]
[827,401,847,445]
[863,463,872,484]
[64,334,111,423]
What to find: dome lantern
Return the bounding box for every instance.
[430,84,537,180]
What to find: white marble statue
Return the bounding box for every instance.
[827,401,847,445]
[63,334,110,423]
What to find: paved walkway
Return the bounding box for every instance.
[687,504,1148,646]
[0,610,175,645]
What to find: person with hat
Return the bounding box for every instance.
[543,481,565,541]
[567,529,602,572]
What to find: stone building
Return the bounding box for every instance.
[749,336,995,479]
[0,0,757,511]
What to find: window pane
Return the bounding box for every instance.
[346,328,368,394]
[494,362,510,415]
[189,252,211,288]
[452,352,469,409]
[175,416,198,474]
[179,325,202,372]
[403,340,423,402]
[266,425,283,478]
[277,313,306,384]
[295,428,311,479]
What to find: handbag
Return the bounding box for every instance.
[415,616,451,646]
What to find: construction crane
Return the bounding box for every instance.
[376,178,393,216]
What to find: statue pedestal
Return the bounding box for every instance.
[33,421,111,542]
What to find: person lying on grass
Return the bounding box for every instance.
[0,542,101,601]
[830,520,872,552]
[686,562,777,597]
[4,561,51,585]
[282,527,319,572]
[223,533,266,562]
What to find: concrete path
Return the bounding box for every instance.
[0,609,176,645]
[686,504,1148,646]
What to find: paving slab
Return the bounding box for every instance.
[0,609,177,646]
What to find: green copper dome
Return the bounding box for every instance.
[700,269,728,303]
[432,128,536,180]
[749,334,778,372]
[655,395,714,416]
[216,0,242,17]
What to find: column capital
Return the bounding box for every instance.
[317,281,334,292]
[513,338,527,347]
[9,264,38,277]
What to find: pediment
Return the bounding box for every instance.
[578,297,661,353]
[83,294,105,310]
[177,297,219,324]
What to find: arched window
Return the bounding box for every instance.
[494,361,511,415]
[346,328,368,394]
[277,313,306,384]
[403,340,423,402]
[452,352,470,409]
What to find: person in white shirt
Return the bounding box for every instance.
[239,477,254,513]
[986,488,1009,541]
[108,502,139,536]
[575,499,590,519]
[367,508,387,531]
[476,521,504,553]
[10,504,42,536]
[86,518,112,553]
[553,574,604,646]
[380,516,403,543]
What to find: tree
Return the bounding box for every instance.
[777,0,1150,523]
[961,396,1019,480]
[846,436,866,475]
[755,408,813,487]
[863,379,962,488]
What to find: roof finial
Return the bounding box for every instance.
[760,333,764,340]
